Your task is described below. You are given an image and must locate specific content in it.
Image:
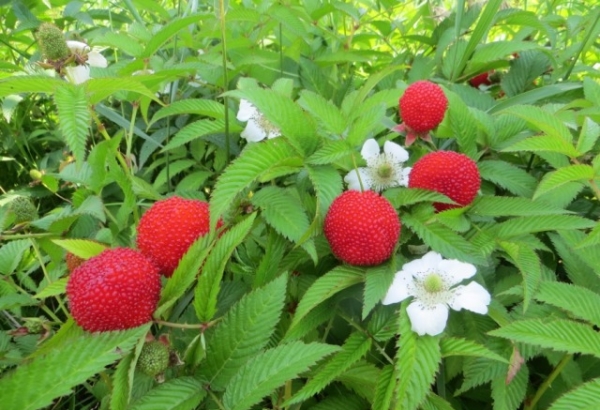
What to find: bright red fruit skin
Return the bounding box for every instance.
[408,151,481,212]
[67,248,161,332]
[137,196,216,277]
[399,80,448,134]
[324,190,400,266]
[469,71,493,88]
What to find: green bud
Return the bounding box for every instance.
[10,196,38,223]
[36,23,70,61]
[137,341,170,377]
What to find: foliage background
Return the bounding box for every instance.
[1,0,600,409]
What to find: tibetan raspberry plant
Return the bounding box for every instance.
[1,2,599,410]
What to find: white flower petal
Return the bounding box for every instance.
[266,128,281,139]
[401,167,412,186]
[237,99,256,122]
[87,51,108,68]
[66,40,89,53]
[360,139,380,165]
[344,168,371,191]
[241,118,267,142]
[407,301,449,336]
[448,282,491,314]
[64,65,90,84]
[402,251,443,279]
[383,140,409,163]
[382,270,414,305]
[438,259,477,286]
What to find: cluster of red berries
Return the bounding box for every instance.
[324,81,480,266]
[66,196,218,333]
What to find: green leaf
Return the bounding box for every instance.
[384,188,456,208]
[533,165,595,199]
[535,282,600,326]
[402,212,486,265]
[440,337,508,363]
[252,187,310,244]
[210,139,298,228]
[500,105,575,143]
[503,135,580,158]
[489,83,583,114]
[150,99,230,125]
[162,119,235,152]
[373,365,395,410]
[363,264,396,320]
[489,319,600,358]
[141,15,203,58]
[0,76,64,97]
[286,333,372,405]
[55,84,90,165]
[576,117,600,154]
[34,277,68,299]
[129,377,207,410]
[0,239,31,275]
[298,90,347,136]
[394,302,441,410]
[479,160,536,197]
[549,378,600,410]
[446,92,478,157]
[0,324,149,410]
[155,232,216,318]
[491,362,528,410]
[336,361,381,403]
[306,165,344,216]
[222,341,340,410]
[199,274,287,390]
[306,140,354,165]
[469,41,539,65]
[194,214,257,322]
[499,241,540,311]
[494,215,596,238]
[85,78,160,104]
[469,196,571,217]
[287,266,364,338]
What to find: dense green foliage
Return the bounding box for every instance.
[1,0,600,409]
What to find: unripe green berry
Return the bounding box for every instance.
[137,341,170,377]
[10,197,38,223]
[36,23,70,61]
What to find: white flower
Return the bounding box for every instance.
[64,40,108,84]
[344,139,411,192]
[382,251,491,336]
[236,99,281,142]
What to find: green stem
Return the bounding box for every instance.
[206,388,227,410]
[154,320,203,329]
[219,0,230,161]
[525,353,572,410]
[0,232,56,241]
[126,103,139,174]
[350,153,365,192]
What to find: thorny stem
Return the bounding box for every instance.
[525,353,572,410]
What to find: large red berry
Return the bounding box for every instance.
[399,81,448,134]
[66,248,161,332]
[408,151,480,212]
[324,190,400,266]
[137,196,218,277]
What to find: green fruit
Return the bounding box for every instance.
[10,197,38,223]
[36,23,70,61]
[137,341,170,377]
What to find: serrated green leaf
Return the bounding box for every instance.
[469,196,570,217]
[500,105,574,143]
[55,84,90,166]
[34,277,68,299]
[298,90,347,136]
[394,302,441,410]
[0,324,149,410]
[535,282,600,326]
[549,378,600,410]
[306,140,354,165]
[494,215,595,238]
[440,337,508,363]
[499,241,540,311]
[283,301,336,342]
[503,135,580,158]
[162,119,230,152]
[52,239,106,260]
[491,362,528,410]
[336,361,381,403]
[129,377,206,410]
[222,341,339,410]
[287,266,364,337]
[533,165,595,199]
[141,15,202,58]
[199,274,287,389]
[0,76,64,97]
[402,212,486,265]
[194,214,256,322]
[421,393,455,410]
[150,99,229,125]
[156,232,216,318]
[470,41,539,65]
[0,239,31,275]
[306,165,344,216]
[489,319,600,358]
[252,187,309,243]
[210,139,297,228]
[85,78,160,104]
[479,160,536,197]
[363,264,396,320]
[286,333,372,406]
[446,92,477,157]
[373,365,395,410]
[384,188,455,208]
[549,232,600,293]
[576,117,600,154]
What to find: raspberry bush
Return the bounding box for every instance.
[1,1,600,409]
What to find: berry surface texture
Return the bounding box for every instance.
[399,80,448,133]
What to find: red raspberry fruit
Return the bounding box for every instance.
[66,248,161,332]
[324,190,400,266]
[468,71,494,88]
[137,196,219,277]
[398,81,448,146]
[408,151,480,212]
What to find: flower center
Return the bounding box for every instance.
[423,273,444,293]
[255,113,279,134]
[377,163,393,178]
